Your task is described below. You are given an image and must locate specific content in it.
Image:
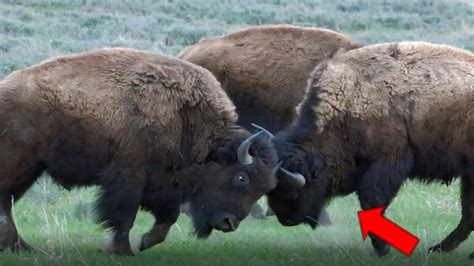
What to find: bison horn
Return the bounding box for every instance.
[273,161,283,175]
[251,123,274,138]
[237,131,263,165]
[279,167,306,187]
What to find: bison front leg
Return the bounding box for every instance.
[0,196,32,252]
[357,151,412,257]
[139,220,176,252]
[0,168,41,252]
[97,166,146,256]
[139,191,180,251]
[429,175,474,257]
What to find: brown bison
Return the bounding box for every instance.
[267,42,474,258]
[179,25,362,132]
[179,24,361,220]
[0,48,278,255]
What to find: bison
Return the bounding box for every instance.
[179,24,362,132]
[267,42,474,258]
[0,48,278,255]
[179,24,361,220]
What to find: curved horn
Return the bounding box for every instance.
[279,167,306,187]
[237,131,263,165]
[273,161,283,175]
[251,123,274,138]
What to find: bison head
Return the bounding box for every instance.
[267,131,331,229]
[189,126,278,237]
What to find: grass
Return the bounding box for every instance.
[0,177,472,265]
[0,0,473,79]
[0,0,474,265]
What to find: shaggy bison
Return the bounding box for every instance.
[179,25,362,132]
[0,48,278,255]
[180,25,361,220]
[267,42,474,258]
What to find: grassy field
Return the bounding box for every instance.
[0,0,473,79]
[1,0,474,265]
[0,178,473,265]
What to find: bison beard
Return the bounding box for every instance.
[191,205,214,238]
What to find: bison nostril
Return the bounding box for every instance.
[212,213,238,232]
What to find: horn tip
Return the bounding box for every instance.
[250,123,274,138]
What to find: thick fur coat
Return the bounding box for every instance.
[268,42,474,257]
[0,48,277,255]
[179,25,362,131]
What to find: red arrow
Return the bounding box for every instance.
[357,206,420,256]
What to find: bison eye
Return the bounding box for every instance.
[233,172,249,187]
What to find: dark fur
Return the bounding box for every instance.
[179,25,362,131]
[0,48,278,255]
[180,25,362,220]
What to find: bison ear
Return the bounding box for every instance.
[129,62,184,89]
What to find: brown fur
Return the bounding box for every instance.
[179,25,362,131]
[0,48,277,255]
[307,42,474,171]
[268,42,474,257]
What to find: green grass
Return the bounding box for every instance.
[1,0,474,265]
[0,178,472,265]
[0,0,473,79]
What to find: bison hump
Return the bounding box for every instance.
[128,62,187,91]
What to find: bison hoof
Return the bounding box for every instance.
[428,243,454,254]
[139,232,167,252]
[139,236,153,252]
[14,240,32,253]
[428,244,442,254]
[373,245,391,257]
[0,239,32,253]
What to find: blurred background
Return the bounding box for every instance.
[0,0,473,79]
[0,1,473,265]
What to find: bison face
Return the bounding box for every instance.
[267,138,330,229]
[189,130,278,238]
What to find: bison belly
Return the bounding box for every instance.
[42,133,112,189]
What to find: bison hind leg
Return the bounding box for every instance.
[429,174,474,256]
